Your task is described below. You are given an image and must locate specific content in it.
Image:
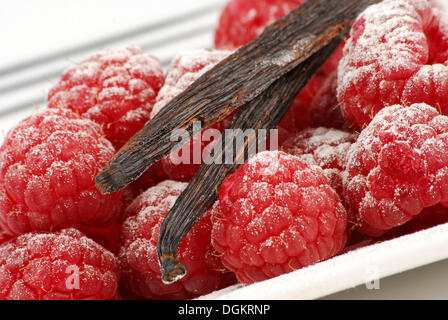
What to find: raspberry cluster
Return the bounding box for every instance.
[1,0,448,301]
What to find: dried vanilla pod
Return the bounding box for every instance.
[95,0,378,194]
[158,35,347,283]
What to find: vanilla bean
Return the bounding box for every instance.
[95,0,378,194]
[157,35,346,283]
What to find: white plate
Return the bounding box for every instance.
[199,222,448,299]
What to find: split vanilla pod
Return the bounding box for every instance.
[95,0,380,283]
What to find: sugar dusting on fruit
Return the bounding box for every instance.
[0,228,118,300]
[337,0,448,127]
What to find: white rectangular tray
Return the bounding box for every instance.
[199,223,448,299]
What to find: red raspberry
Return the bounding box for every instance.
[337,0,448,127]
[281,127,357,198]
[308,71,349,130]
[119,180,235,299]
[344,103,448,236]
[48,47,164,149]
[150,50,231,181]
[0,108,122,235]
[364,204,448,242]
[0,228,119,300]
[211,151,348,284]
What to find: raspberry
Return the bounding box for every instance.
[308,71,349,129]
[214,0,346,136]
[344,103,448,236]
[48,47,164,149]
[281,127,357,198]
[214,0,305,50]
[0,228,119,300]
[380,204,448,239]
[150,50,231,181]
[0,108,122,235]
[211,151,348,284]
[119,180,235,299]
[79,223,122,255]
[337,0,448,127]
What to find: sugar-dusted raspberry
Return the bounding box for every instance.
[0,108,122,235]
[281,127,357,198]
[211,151,348,284]
[0,228,119,300]
[119,180,236,299]
[308,71,349,130]
[337,0,448,127]
[362,204,448,242]
[344,103,448,236]
[48,47,164,149]
[150,50,231,181]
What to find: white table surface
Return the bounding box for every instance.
[1,0,448,300]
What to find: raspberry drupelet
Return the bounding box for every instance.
[119,180,236,299]
[344,103,448,236]
[47,47,164,149]
[0,108,122,235]
[211,151,348,284]
[337,0,448,127]
[0,228,119,300]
